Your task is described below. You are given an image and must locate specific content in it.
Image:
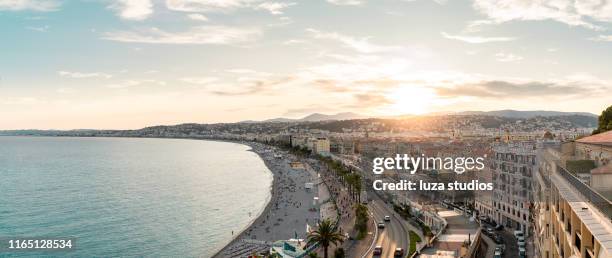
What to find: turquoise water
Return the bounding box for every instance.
[0,137,273,257]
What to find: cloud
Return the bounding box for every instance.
[441,32,516,43]
[326,0,363,6]
[105,79,166,89]
[346,93,393,108]
[180,76,219,84]
[0,0,59,11]
[435,80,599,98]
[472,0,612,30]
[210,76,294,96]
[256,2,295,15]
[187,13,208,21]
[307,28,403,53]
[494,52,523,62]
[109,0,153,20]
[589,35,612,41]
[102,26,262,45]
[58,71,113,79]
[165,0,262,12]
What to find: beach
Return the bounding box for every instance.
[213,142,331,257]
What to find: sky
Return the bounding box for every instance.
[1,0,611,130]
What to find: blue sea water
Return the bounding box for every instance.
[0,137,273,257]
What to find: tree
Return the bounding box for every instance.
[308,252,319,258]
[333,248,345,258]
[354,204,369,239]
[593,105,612,134]
[306,219,344,258]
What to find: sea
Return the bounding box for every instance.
[0,136,273,257]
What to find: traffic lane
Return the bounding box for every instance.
[480,223,518,258]
[369,202,393,257]
[368,200,407,257]
[371,200,409,250]
[499,230,518,258]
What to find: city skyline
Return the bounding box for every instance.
[2,0,612,130]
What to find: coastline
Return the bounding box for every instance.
[210,141,279,257]
[2,135,310,257]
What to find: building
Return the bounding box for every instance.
[475,165,495,220]
[312,137,330,156]
[575,130,612,167]
[491,142,536,234]
[533,144,612,258]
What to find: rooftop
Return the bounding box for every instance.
[551,172,612,256]
[576,130,612,147]
[592,163,612,175]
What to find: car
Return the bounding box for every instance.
[493,250,502,258]
[495,224,504,231]
[394,248,404,257]
[494,246,503,254]
[377,222,385,229]
[518,247,526,258]
[494,235,504,244]
[384,215,391,221]
[518,241,526,248]
[514,230,524,238]
[517,235,525,242]
[373,246,382,255]
[486,227,495,235]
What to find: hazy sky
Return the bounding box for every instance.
[1,0,611,129]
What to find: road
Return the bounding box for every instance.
[366,198,409,257]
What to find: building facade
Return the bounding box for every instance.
[492,143,536,234]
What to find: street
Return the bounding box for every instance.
[366,198,410,257]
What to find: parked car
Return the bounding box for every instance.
[373,246,382,255]
[494,235,504,244]
[495,224,504,230]
[493,250,502,258]
[514,230,524,238]
[393,248,404,257]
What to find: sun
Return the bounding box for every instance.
[385,85,437,115]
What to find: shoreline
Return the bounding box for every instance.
[210,141,280,257]
[3,135,307,257]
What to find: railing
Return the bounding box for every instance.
[556,165,612,219]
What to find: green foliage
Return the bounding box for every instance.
[408,231,421,256]
[290,145,311,156]
[593,105,612,134]
[308,252,319,258]
[566,160,596,175]
[307,219,344,258]
[333,248,345,258]
[392,203,412,219]
[354,204,369,240]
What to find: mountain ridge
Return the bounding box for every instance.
[241,110,597,123]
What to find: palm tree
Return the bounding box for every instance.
[306,219,344,258]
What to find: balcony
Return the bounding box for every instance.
[556,165,612,219]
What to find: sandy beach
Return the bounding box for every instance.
[212,142,329,257]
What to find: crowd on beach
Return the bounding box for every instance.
[215,143,323,257]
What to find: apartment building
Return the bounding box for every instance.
[491,142,536,234]
[533,133,612,258]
